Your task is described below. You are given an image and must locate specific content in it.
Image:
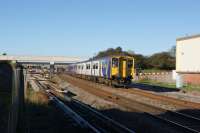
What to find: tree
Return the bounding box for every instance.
[2,53,7,56]
[93,46,175,70]
[127,50,135,55]
[94,47,127,59]
[147,52,175,70]
[169,45,176,57]
[115,47,122,53]
[133,54,148,69]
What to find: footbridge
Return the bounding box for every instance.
[0,55,86,65]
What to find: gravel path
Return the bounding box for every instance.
[160,91,200,103]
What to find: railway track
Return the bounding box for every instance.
[35,81,96,133]
[46,91,99,133]
[64,96,135,133]
[37,80,135,133]
[146,109,200,133]
[59,75,200,133]
[106,92,200,133]
[126,88,200,109]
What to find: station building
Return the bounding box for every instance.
[176,34,200,86]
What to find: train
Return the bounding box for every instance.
[66,55,135,87]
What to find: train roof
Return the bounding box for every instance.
[69,55,134,65]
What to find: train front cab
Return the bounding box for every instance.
[111,56,134,85]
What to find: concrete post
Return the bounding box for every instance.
[176,73,183,88]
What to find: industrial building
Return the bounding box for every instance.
[176,34,200,85]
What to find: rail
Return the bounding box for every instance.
[37,80,135,133]
[46,91,101,133]
[59,75,200,133]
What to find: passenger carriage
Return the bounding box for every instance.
[66,55,135,87]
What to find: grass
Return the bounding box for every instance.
[136,78,200,92]
[182,84,200,92]
[26,87,49,106]
[23,84,81,133]
[24,86,57,133]
[141,69,170,73]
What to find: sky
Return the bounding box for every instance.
[0,0,200,58]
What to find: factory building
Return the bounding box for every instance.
[176,34,200,86]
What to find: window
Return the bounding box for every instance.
[92,63,98,69]
[93,64,96,69]
[112,58,119,67]
[95,63,98,69]
[86,64,90,69]
[128,60,133,68]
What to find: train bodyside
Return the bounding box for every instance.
[66,55,135,86]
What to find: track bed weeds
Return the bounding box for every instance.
[21,83,84,133]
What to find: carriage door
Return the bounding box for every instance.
[122,60,127,78]
[92,63,95,76]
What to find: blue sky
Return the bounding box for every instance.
[0,0,200,58]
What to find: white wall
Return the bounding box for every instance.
[176,36,200,73]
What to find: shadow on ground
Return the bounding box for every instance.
[13,95,200,133]
[26,95,200,133]
[129,83,179,93]
[100,107,200,133]
[18,100,88,133]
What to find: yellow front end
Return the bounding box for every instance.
[111,56,135,84]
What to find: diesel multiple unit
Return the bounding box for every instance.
[66,55,135,86]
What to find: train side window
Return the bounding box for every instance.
[86,64,90,69]
[128,60,133,68]
[96,63,98,69]
[93,64,96,69]
[112,58,119,67]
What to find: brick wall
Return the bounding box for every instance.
[138,72,175,83]
[183,73,200,85]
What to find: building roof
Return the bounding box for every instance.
[176,34,200,41]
